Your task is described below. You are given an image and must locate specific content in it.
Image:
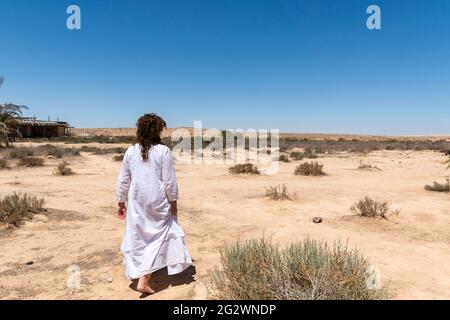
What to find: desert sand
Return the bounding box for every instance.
[0,141,449,299]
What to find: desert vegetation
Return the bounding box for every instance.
[210,237,387,300]
[351,197,399,219]
[18,156,45,167]
[294,161,325,176]
[54,161,75,176]
[425,180,450,193]
[358,160,380,171]
[0,158,8,169]
[0,193,45,228]
[113,154,125,162]
[229,163,260,175]
[0,77,27,147]
[289,148,319,161]
[7,145,80,160]
[278,154,290,162]
[265,184,292,201]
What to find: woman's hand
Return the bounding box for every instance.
[171,200,178,216]
[117,202,126,220]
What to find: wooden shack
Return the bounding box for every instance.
[16,117,71,138]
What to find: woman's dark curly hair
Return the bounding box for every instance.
[136,113,167,161]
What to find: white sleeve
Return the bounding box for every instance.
[162,147,178,202]
[116,148,132,202]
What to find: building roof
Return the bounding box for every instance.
[17,117,69,127]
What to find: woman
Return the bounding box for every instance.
[116,113,192,294]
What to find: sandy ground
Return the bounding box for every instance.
[0,143,449,300]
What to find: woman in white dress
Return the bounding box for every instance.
[116,113,192,294]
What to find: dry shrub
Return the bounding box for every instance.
[18,156,45,167]
[0,158,8,169]
[54,161,74,176]
[351,197,398,219]
[294,161,325,176]
[289,149,318,161]
[229,163,260,175]
[279,154,290,163]
[265,184,292,201]
[289,151,304,161]
[210,237,387,300]
[8,147,34,159]
[425,179,450,193]
[0,193,45,228]
[358,160,380,171]
[113,154,124,162]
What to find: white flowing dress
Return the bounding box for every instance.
[116,143,192,279]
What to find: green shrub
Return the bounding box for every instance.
[425,179,450,193]
[294,162,325,176]
[351,197,398,219]
[229,163,260,175]
[0,193,45,228]
[210,237,387,300]
[54,161,75,176]
[18,156,45,167]
[265,184,292,201]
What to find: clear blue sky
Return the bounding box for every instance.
[0,0,449,135]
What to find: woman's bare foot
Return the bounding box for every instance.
[137,274,155,294]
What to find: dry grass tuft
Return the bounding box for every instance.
[54,161,75,176]
[209,237,387,300]
[294,161,325,176]
[358,160,381,171]
[279,154,290,163]
[18,156,45,167]
[229,163,260,175]
[351,197,399,219]
[265,184,292,201]
[113,154,125,162]
[0,193,46,228]
[425,179,450,193]
[0,158,8,169]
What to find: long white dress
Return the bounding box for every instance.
[116,143,192,279]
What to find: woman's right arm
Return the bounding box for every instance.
[116,148,132,218]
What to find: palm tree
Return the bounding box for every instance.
[0,77,27,147]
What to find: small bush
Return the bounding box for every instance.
[0,158,9,169]
[265,184,292,201]
[229,163,260,175]
[351,197,398,219]
[294,161,325,176]
[8,147,34,159]
[425,179,450,193]
[113,154,125,162]
[358,160,380,171]
[54,161,75,176]
[18,156,45,167]
[0,193,45,228]
[289,151,304,161]
[210,237,387,300]
[279,154,290,163]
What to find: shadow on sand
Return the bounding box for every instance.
[129,265,197,298]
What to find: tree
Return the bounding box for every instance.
[0,77,27,147]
